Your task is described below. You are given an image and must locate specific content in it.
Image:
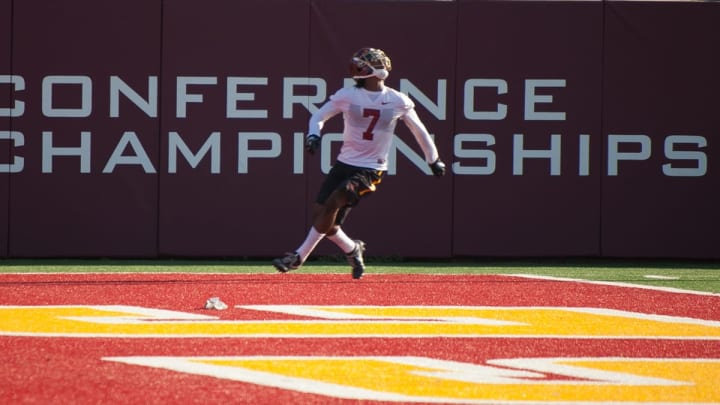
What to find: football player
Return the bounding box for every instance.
[272,47,446,279]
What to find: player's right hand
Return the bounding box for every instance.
[305,134,320,155]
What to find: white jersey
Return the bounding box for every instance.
[308,86,439,171]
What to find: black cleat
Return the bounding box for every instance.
[346,240,366,279]
[272,252,301,273]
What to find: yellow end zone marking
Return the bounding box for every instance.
[1,305,719,339]
[103,356,720,403]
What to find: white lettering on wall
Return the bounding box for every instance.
[464,79,507,120]
[663,135,707,177]
[42,76,92,118]
[237,132,281,174]
[0,74,709,177]
[226,77,268,119]
[103,131,156,173]
[176,76,217,118]
[452,134,496,175]
[110,76,158,118]
[513,133,562,175]
[524,79,566,121]
[283,78,326,118]
[607,134,651,176]
[0,131,24,173]
[0,75,25,117]
[42,131,92,173]
[168,131,221,174]
[400,79,446,120]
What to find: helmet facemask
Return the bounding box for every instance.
[349,48,392,80]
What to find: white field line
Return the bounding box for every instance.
[644,274,681,280]
[1,272,718,297]
[510,274,720,297]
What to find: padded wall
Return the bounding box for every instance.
[453,0,603,256]
[9,0,161,257]
[158,0,310,257]
[0,0,10,257]
[2,0,718,259]
[601,2,720,258]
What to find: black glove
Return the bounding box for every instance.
[429,158,446,177]
[305,134,320,155]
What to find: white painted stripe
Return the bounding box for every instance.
[489,357,696,386]
[239,305,720,327]
[510,273,720,297]
[103,356,425,403]
[238,305,523,326]
[6,332,720,340]
[564,307,720,327]
[3,305,719,339]
[102,356,720,404]
[644,274,680,280]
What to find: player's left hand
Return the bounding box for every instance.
[429,158,446,177]
[305,134,320,155]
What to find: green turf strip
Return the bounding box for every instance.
[0,258,719,294]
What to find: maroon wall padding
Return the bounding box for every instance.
[0,0,10,257]
[9,0,161,257]
[601,2,720,259]
[2,0,719,259]
[158,0,311,257]
[452,0,604,256]
[307,0,456,258]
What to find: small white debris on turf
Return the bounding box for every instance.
[204,297,228,310]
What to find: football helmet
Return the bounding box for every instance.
[349,47,392,80]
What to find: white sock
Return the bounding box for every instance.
[326,228,356,254]
[296,227,325,263]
